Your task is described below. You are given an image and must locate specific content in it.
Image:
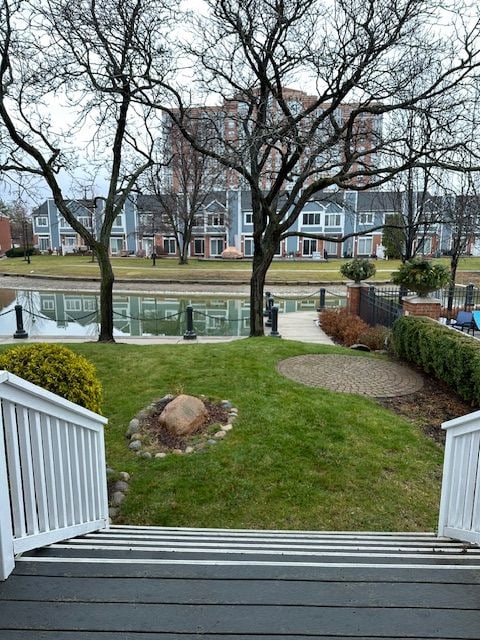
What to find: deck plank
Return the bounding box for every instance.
[1,601,480,637]
[1,574,480,609]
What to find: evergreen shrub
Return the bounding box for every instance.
[340,258,376,283]
[0,344,102,413]
[391,315,480,405]
[391,258,450,296]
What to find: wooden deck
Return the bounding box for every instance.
[1,526,480,639]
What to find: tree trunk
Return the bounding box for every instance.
[250,250,273,336]
[96,245,115,342]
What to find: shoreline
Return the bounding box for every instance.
[0,273,348,297]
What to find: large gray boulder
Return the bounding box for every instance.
[159,394,208,436]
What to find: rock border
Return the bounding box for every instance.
[126,396,238,459]
[106,467,131,521]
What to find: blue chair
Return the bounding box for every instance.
[451,311,475,334]
[472,311,480,333]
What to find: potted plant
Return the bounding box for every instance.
[340,258,376,283]
[391,258,450,297]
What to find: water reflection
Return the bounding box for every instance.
[0,289,344,338]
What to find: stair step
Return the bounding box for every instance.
[17,527,480,571]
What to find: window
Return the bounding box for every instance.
[83,299,97,312]
[210,238,224,255]
[302,212,322,226]
[324,213,341,227]
[357,236,373,255]
[58,217,69,228]
[208,213,225,226]
[324,240,338,256]
[113,215,123,227]
[65,299,82,312]
[36,216,48,227]
[302,239,317,256]
[38,237,50,251]
[358,213,373,225]
[244,211,253,225]
[110,237,123,254]
[194,238,204,255]
[244,237,254,256]
[41,299,55,311]
[78,216,92,228]
[164,238,176,254]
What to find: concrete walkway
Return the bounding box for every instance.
[274,310,333,344]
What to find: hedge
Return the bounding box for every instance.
[391,315,480,405]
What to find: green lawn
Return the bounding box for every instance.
[2,254,479,284]
[42,339,447,532]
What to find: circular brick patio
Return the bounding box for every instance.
[277,354,424,398]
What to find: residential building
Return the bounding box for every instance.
[31,189,470,260]
[32,198,137,255]
[164,88,382,192]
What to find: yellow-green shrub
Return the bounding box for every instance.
[0,344,102,413]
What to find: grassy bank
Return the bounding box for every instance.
[2,254,479,284]
[20,338,445,532]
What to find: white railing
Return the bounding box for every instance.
[0,371,108,580]
[438,410,480,545]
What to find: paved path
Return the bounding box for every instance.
[277,354,424,398]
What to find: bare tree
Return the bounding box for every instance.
[142,123,225,264]
[152,0,480,335]
[0,0,171,341]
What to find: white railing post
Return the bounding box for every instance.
[0,408,15,580]
[0,370,108,580]
[438,409,480,545]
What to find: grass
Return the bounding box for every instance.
[3,254,480,284]
[28,338,446,532]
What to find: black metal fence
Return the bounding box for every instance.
[359,283,480,328]
[359,286,403,328]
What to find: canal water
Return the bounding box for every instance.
[2,288,345,338]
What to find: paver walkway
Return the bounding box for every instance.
[277,354,424,397]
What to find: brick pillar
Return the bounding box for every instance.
[402,296,442,320]
[346,283,362,316]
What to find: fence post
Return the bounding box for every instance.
[368,285,377,326]
[183,305,197,340]
[317,288,326,311]
[269,306,281,338]
[464,283,475,310]
[13,305,28,339]
[263,292,272,317]
[265,295,274,327]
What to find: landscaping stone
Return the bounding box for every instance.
[111,491,125,506]
[108,507,119,518]
[113,480,129,493]
[350,343,371,352]
[126,395,238,459]
[119,472,130,482]
[127,418,140,436]
[159,394,208,436]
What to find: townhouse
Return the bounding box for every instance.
[31,190,459,260]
